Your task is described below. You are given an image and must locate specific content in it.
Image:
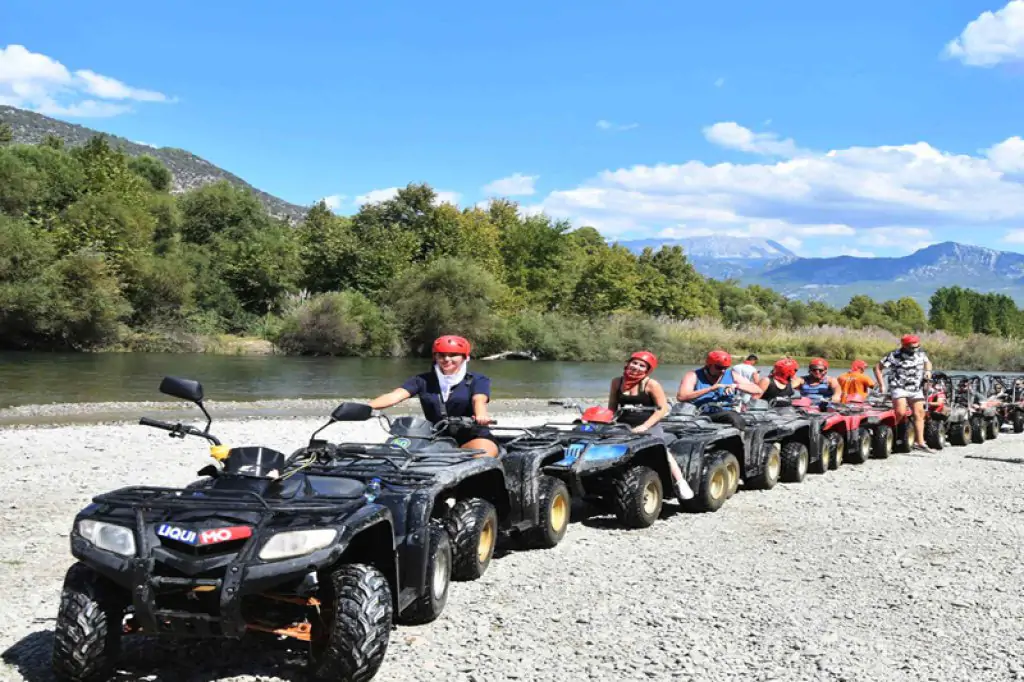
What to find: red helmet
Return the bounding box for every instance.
[773,358,798,380]
[706,350,732,368]
[901,334,920,347]
[809,357,829,370]
[432,335,471,357]
[581,406,615,423]
[851,360,867,372]
[628,351,658,371]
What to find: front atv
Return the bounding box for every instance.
[54,377,397,682]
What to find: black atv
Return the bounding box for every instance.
[505,401,683,529]
[990,374,1024,434]
[54,377,403,682]
[660,402,772,510]
[692,396,822,485]
[949,374,999,444]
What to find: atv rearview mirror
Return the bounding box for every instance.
[160,376,204,403]
[331,402,374,422]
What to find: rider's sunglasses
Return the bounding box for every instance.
[809,366,825,372]
[712,364,728,371]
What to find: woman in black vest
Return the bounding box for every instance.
[607,351,669,435]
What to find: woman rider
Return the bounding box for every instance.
[607,351,670,435]
[367,335,498,458]
[758,358,802,403]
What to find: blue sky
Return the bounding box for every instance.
[3,0,1024,258]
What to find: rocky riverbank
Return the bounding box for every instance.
[1,411,1021,681]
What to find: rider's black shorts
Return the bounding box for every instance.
[452,425,495,446]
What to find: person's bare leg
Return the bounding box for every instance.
[912,399,927,446]
[462,438,499,458]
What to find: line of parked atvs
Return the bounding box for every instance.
[52,372,1024,682]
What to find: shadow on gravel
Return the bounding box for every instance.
[965,454,1024,465]
[3,629,310,682]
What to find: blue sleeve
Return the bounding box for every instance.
[472,375,491,400]
[401,374,425,397]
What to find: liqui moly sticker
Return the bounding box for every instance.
[157,523,251,546]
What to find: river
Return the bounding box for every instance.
[0,351,1005,410]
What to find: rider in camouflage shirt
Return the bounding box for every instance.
[874,334,933,452]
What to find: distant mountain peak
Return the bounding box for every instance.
[620,235,798,260]
[0,105,308,222]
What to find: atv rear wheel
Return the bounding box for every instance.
[924,419,945,451]
[685,450,735,513]
[309,563,392,682]
[522,475,571,549]
[828,432,844,470]
[871,424,894,459]
[612,464,663,528]
[52,562,125,682]
[948,419,971,446]
[1014,412,1024,433]
[846,429,871,464]
[986,417,1000,440]
[970,415,986,444]
[746,442,781,490]
[447,498,498,581]
[397,522,451,625]
[809,437,831,475]
[780,441,809,483]
[723,453,741,498]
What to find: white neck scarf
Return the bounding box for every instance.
[434,360,468,402]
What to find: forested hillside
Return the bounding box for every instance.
[0,128,1021,369]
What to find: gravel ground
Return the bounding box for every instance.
[1,406,1022,682]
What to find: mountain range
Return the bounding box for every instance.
[623,237,1024,306]
[0,105,308,222]
[5,105,1023,308]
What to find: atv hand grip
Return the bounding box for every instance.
[139,417,176,431]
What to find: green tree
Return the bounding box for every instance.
[389,257,507,355]
[0,122,12,145]
[178,180,269,244]
[129,154,172,192]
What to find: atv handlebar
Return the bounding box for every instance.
[139,417,221,446]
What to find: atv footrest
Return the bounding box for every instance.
[151,577,223,589]
[151,609,225,637]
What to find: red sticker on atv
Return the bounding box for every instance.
[197,526,252,546]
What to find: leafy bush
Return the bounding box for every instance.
[274,291,398,356]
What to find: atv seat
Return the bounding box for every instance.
[223,446,287,477]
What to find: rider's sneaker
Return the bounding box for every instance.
[912,443,934,453]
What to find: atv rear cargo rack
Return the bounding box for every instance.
[92,485,358,514]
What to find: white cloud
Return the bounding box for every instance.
[944,0,1024,66]
[321,194,344,211]
[596,119,639,132]
[531,121,1024,250]
[986,136,1024,172]
[714,77,725,88]
[353,187,461,207]
[0,44,172,118]
[353,187,400,205]
[482,172,538,196]
[1003,229,1024,243]
[703,121,803,157]
[434,190,462,206]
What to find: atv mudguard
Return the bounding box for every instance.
[541,431,678,501]
[499,439,568,532]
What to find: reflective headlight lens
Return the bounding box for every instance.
[77,520,136,557]
[259,529,337,561]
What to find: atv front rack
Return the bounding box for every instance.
[92,485,357,514]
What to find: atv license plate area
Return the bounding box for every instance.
[156,523,253,547]
[552,442,629,467]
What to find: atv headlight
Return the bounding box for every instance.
[77,520,136,557]
[259,529,337,561]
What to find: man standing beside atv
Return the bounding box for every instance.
[368,335,499,457]
[874,334,933,453]
[676,350,763,428]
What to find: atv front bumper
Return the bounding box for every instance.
[73,536,341,639]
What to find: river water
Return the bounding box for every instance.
[0,351,1003,410]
